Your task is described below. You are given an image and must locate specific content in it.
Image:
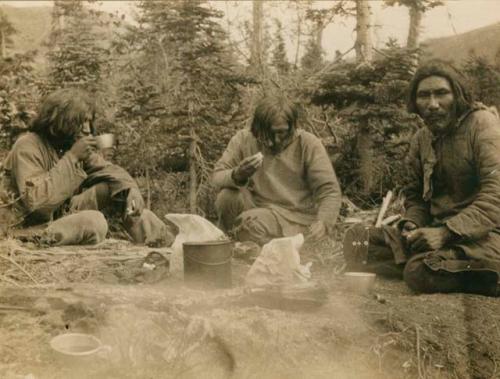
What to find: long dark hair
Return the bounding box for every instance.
[31,88,96,144]
[407,60,473,117]
[250,95,299,145]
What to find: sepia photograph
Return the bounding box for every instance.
[1,0,500,378]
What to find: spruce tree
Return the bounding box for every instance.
[47,0,110,92]
[271,20,290,75]
[114,0,248,214]
[300,36,324,72]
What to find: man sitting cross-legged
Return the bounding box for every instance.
[0,88,171,246]
[344,60,500,297]
[212,95,342,246]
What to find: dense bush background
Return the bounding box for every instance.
[1,1,500,218]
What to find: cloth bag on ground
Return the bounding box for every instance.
[245,233,311,287]
[164,214,226,276]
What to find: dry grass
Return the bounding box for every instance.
[0,238,172,286]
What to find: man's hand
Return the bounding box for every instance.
[306,220,327,241]
[406,226,453,253]
[232,153,263,184]
[69,136,97,161]
[401,221,418,239]
[125,187,145,217]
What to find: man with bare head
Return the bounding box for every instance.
[344,60,500,296]
[0,88,171,246]
[212,95,342,245]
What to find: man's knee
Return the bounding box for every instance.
[403,254,430,293]
[234,208,281,245]
[404,254,500,296]
[215,188,244,213]
[69,183,111,213]
[403,252,463,294]
[215,188,251,231]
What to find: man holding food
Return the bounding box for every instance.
[212,95,342,245]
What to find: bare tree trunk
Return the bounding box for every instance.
[355,0,374,195]
[189,128,198,214]
[0,30,4,59]
[407,4,422,71]
[145,167,151,210]
[355,0,372,63]
[293,18,302,67]
[407,4,422,49]
[251,0,263,71]
[357,127,373,195]
[315,19,324,48]
[50,2,64,46]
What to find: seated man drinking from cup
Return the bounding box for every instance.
[212,95,342,245]
[0,88,171,246]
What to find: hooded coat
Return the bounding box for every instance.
[402,105,500,272]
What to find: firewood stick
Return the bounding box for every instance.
[381,214,401,226]
[375,190,393,228]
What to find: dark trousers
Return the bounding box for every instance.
[343,224,499,296]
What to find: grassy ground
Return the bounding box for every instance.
[1,233,500,379]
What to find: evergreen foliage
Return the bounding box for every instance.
[0,46,39,156]
[111,0,252,214]
[300,36,325,72]
[46,0,110,93]
[0,9,37,156]
[271,20,290,75]
[384,0,443,12]
[463,54,500,109]
[311,43,423,202]
[3,1,500,214]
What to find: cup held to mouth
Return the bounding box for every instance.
[95,133,115,150]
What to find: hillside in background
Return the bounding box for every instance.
[1,3,500,66]
[422,22,500,64]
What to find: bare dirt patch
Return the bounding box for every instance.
[1,238,500,379]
